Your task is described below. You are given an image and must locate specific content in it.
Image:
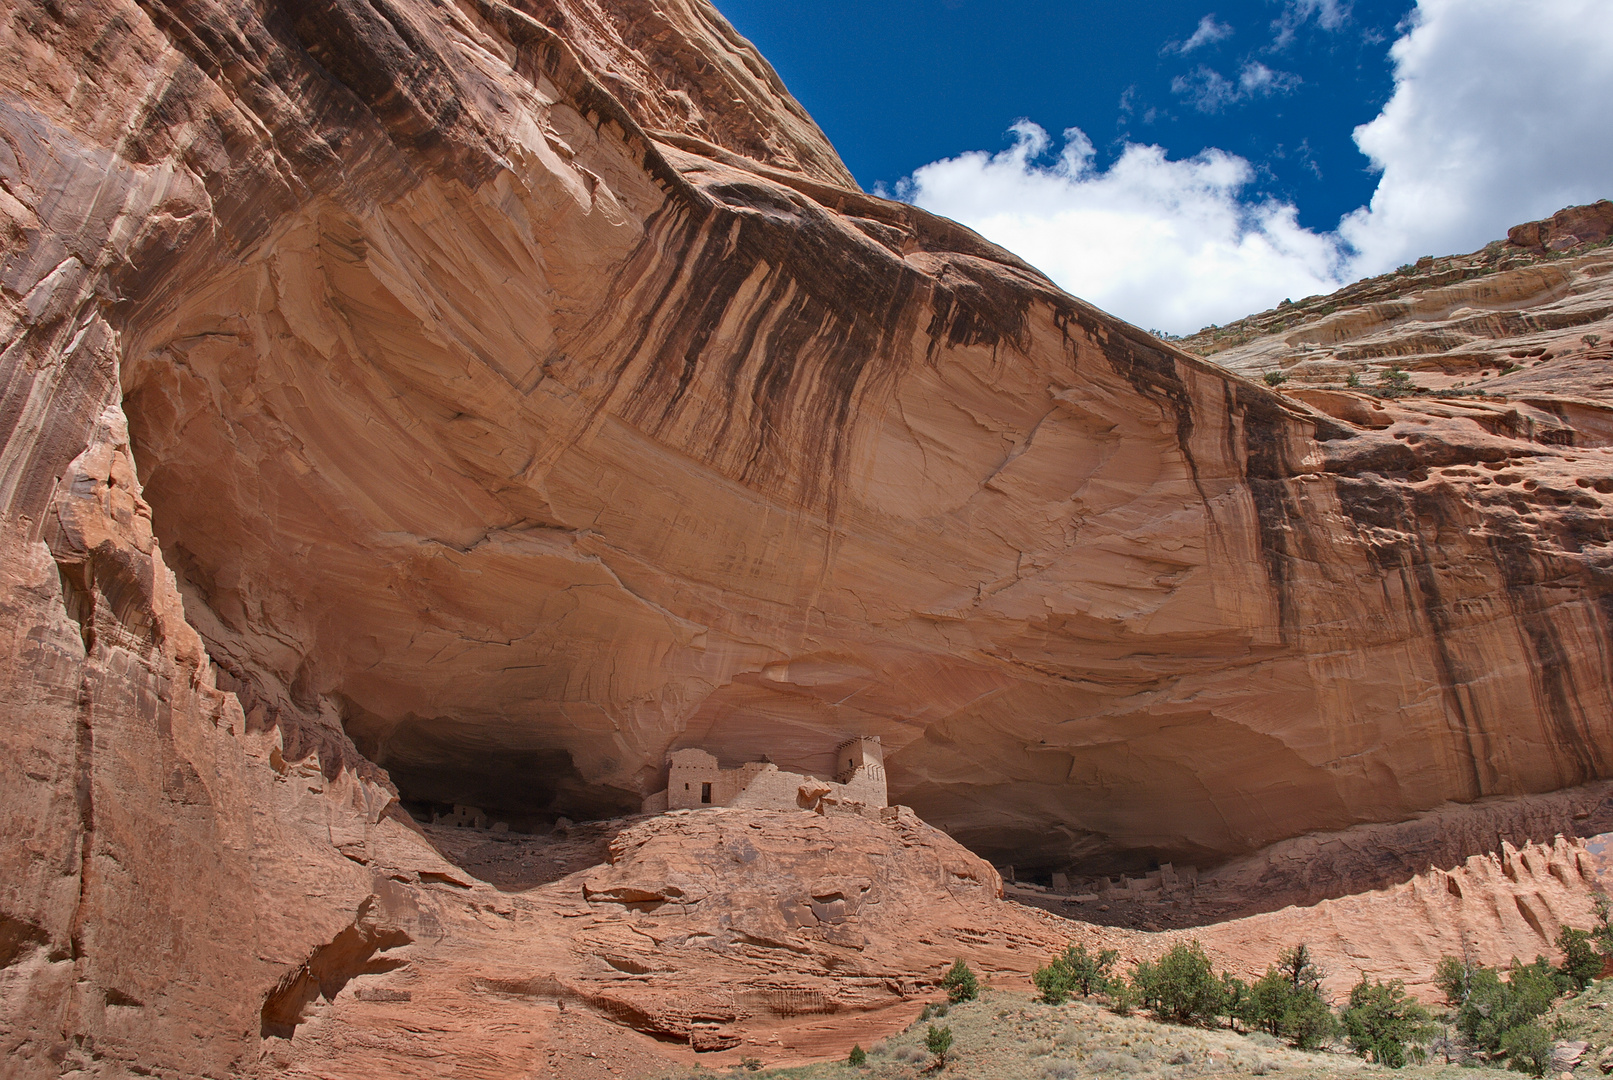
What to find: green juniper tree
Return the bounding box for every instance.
[1033,943,1119,1005]
[1342,976,1434,1067]
[1438,952,1564,1070]
[942,959,979,1004]
[1500,1023,1553,1078]
[1220,972,1251,1031]
[1244,944,1335,1047]
[1556,926,1601,990]
[925,1024,954,1069]
[1132,942,1227,1027]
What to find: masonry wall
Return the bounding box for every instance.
[654,745,888,814]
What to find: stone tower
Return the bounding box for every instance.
[834,736,886,805]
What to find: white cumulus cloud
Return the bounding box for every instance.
[902,0,1613,335]
[1341,0,1613,274]
[901,123,1346,335]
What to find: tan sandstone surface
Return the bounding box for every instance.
[2,0,1613,1074]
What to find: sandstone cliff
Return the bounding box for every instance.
[8,0,1613,873]
[3,0,1613,1073]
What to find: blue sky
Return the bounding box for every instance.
[711,0,1613,333]
[715,0,1411,231]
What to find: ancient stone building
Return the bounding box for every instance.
[642,737,887,815]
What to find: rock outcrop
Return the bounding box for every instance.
[264,806,1055,1075]
[1182,203,1613,400]
[2,0,1613,1072]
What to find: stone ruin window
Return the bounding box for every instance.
[701,782,712,804]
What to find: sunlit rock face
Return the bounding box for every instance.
[5,0,1613,900]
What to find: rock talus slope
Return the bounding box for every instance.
[1,0,1613,1073]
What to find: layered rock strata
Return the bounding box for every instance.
[1183,202,1613,400]
[2,0,1613,1073]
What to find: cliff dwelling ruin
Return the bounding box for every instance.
[643,736,888,814]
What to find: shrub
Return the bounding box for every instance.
[1345,371,1363,388]
[1284,986,1341,1050]
[1245,968,1284,1035]
[1376,364,1416,397]
[1501,1022,1553,1078]
[1586,895,1613,960]
[1435,955,1480,1010]
[925,1024,954,1067]
[1033,962,1070,1005]
[1583,334,1602,347]
[847,1043,866,1066]
[1263,370,1289,387]
[942,959,979,1003]
[1034,943,1120,1005]
[1342,976,1433,1067]
[1448,957,1560,1052]
[1557,926,1601,990]
[1277,944,1325,993]
[1243,945,1334,1047]
[1133,941,1227,1026]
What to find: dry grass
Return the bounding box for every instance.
[658,990,1523,1080]
[1545,975,1613,1060]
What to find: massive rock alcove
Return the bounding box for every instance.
[9,0,1612,877]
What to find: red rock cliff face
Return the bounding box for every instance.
[3,4,1613,1068]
